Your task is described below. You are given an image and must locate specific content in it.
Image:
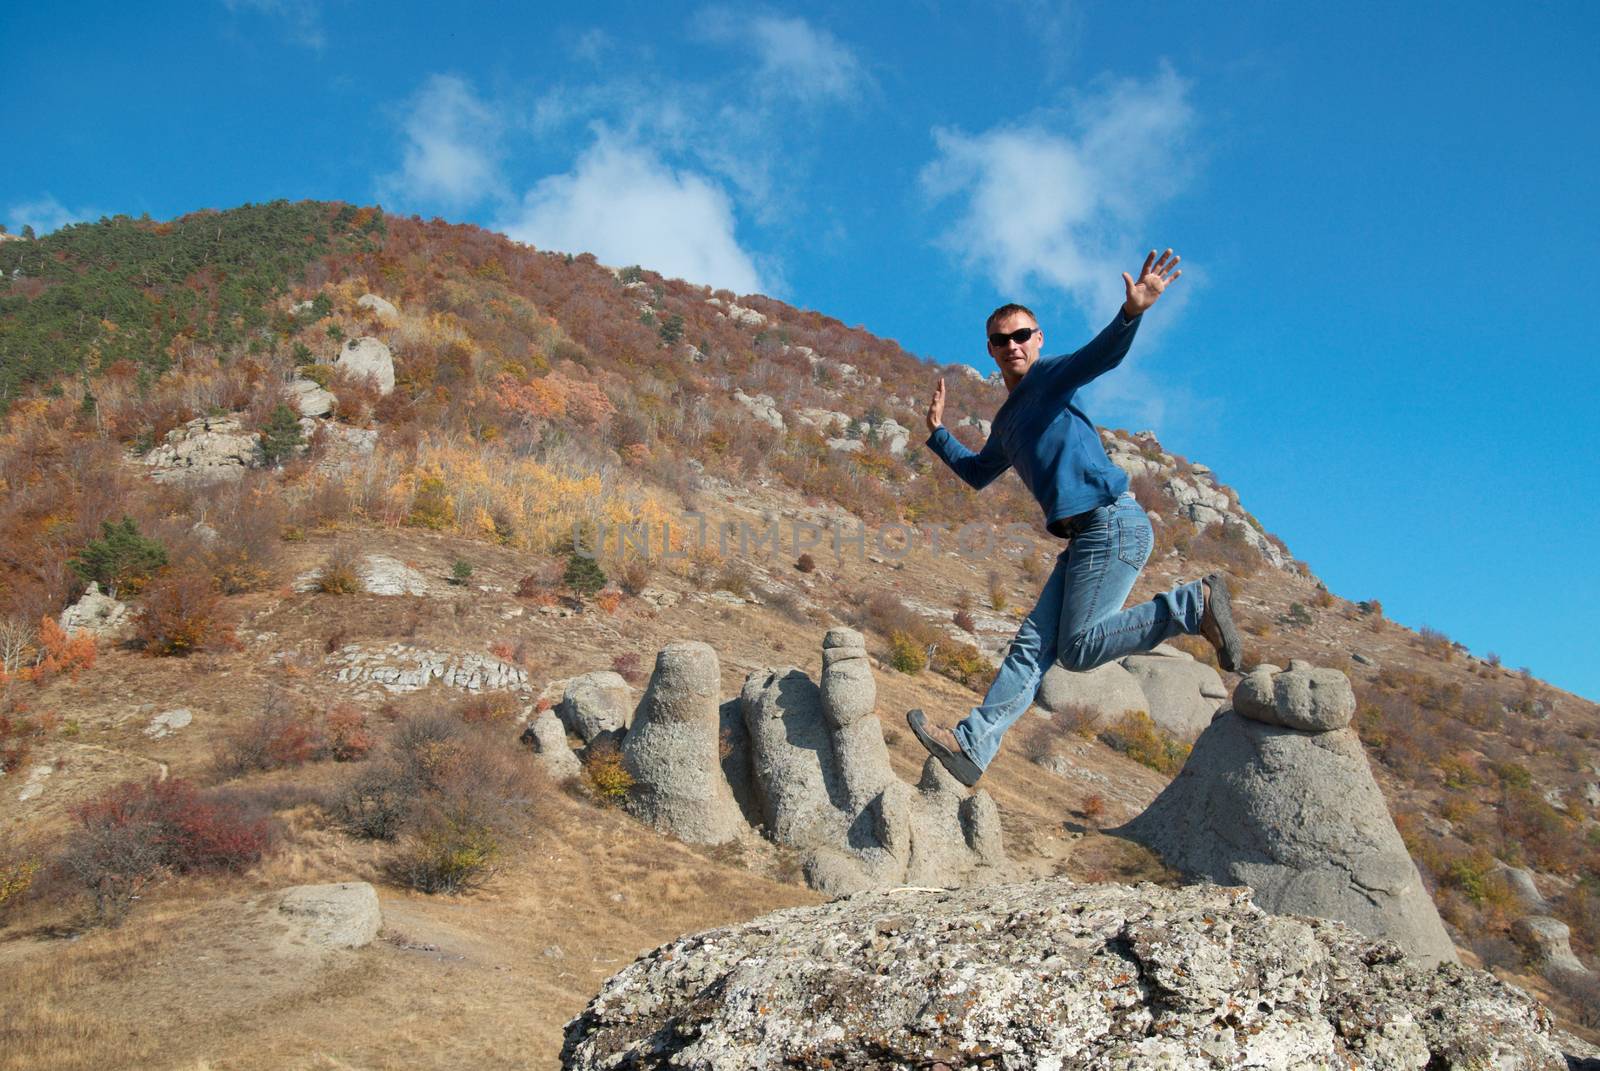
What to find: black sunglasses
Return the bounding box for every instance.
[988,326,1038,348]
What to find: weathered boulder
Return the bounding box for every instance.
[139,415,258,484]
[521,710,583,781]
[622,642,743,846]
[144,708,193,739]
[277,882,381,949]
[1513,915,1590,977]
[557,671,634,743]
[356,293,399,320]
[1120,643,1228,740]
[1235,659,1356,731]
[289,377,336,418]
[1117,666,1457,966]
[59,581,133,639]
[562,879,1564,1070]
[1036,659,1149,725]
[334,336,395,395]
[1499,863,1554,913]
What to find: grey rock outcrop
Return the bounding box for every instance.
[277,882,381,949]
[521,710,583,781]
[1120,643,1228,740]
[1499,863,1554,913]
[562,879,1565,1071]
[731,389,784,430]
[356,293,399,320]
[1235,659,1356,731]
[622,642,744,846]
[1036,659,1149,725]
[289,377,336,418]
[557,671,634,744]
[139,415,258,484]
[59,581,133,638]
[1513,916,1590,978]
[334,336,395,395]
[1118,664,1458,966]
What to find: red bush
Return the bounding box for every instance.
[135,569,237,656]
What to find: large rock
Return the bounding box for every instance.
[356,293,399,320]
[289,377,336,418]
[1513,916,1590,978]
[562,879,1565,1070]
[622,642,743,846]
[1120,643,1228,740]
[521,710,583,781]
[1117,667,1457,966]
[139,415,258,484]
[277,882,381,949]
[557,671,634,743]
[1235,659,1356,731]
[59,581,133,639]
[334,336,395,395]
[731,389,784,430]
[1036,659,1149,726]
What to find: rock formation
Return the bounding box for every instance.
[1513,915,1591,978]
[556,671,633,744]
[356,293,399,319]
[1035,659,1149,724]
[334,336,395,395]
[289,377,336,417]
[1117,661,1458,966]
[562,879,1565,1070]
[58,581,133,639]
[521,710,583,781]
[277,882,381,949]
[621,642,744,846]
[139,415,258,483]
[1120,643,1229,740]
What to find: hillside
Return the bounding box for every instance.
[1,202,1597,1068]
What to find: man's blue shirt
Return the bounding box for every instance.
[926,311,1140,536]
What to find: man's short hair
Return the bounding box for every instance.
[985,302,1038,335]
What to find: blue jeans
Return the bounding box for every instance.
[954,492,1205,770]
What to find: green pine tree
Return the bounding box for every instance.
[258,403,304,465]
[69,517,169,595]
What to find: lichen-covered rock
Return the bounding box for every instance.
[1036,659,1149,725]
[334,336,395,395]
[561,879,1564,1070]
[1235,659,1356,731]
[557,671,634,743]
[1120,643,1228,741]
[328,643,527,694]
[1117,683,1457,966]
[622,642,743,846]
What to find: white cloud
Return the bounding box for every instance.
[696,10,865,105]
[221,0,325,50]
[378,75,505,209]
[921,69,1195,320]
[496,132,765,294]
[7,194,101,236]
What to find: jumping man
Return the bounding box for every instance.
[907,249,1244,787]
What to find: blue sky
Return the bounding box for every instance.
[5,2,1599,699]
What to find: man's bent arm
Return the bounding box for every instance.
[926,425,1011,490]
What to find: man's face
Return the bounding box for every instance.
[988,311,1043,380]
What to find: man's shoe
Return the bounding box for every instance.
[1199,572,1245,672]
[906,709,983,787]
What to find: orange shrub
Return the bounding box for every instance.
[135,570,236,656]
[31,616,96,683]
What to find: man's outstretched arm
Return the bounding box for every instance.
[924,376,1010,490]
[1043,249,1183,390]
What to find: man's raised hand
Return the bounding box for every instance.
[926,377,945,434]
[1122,248,1182,318]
